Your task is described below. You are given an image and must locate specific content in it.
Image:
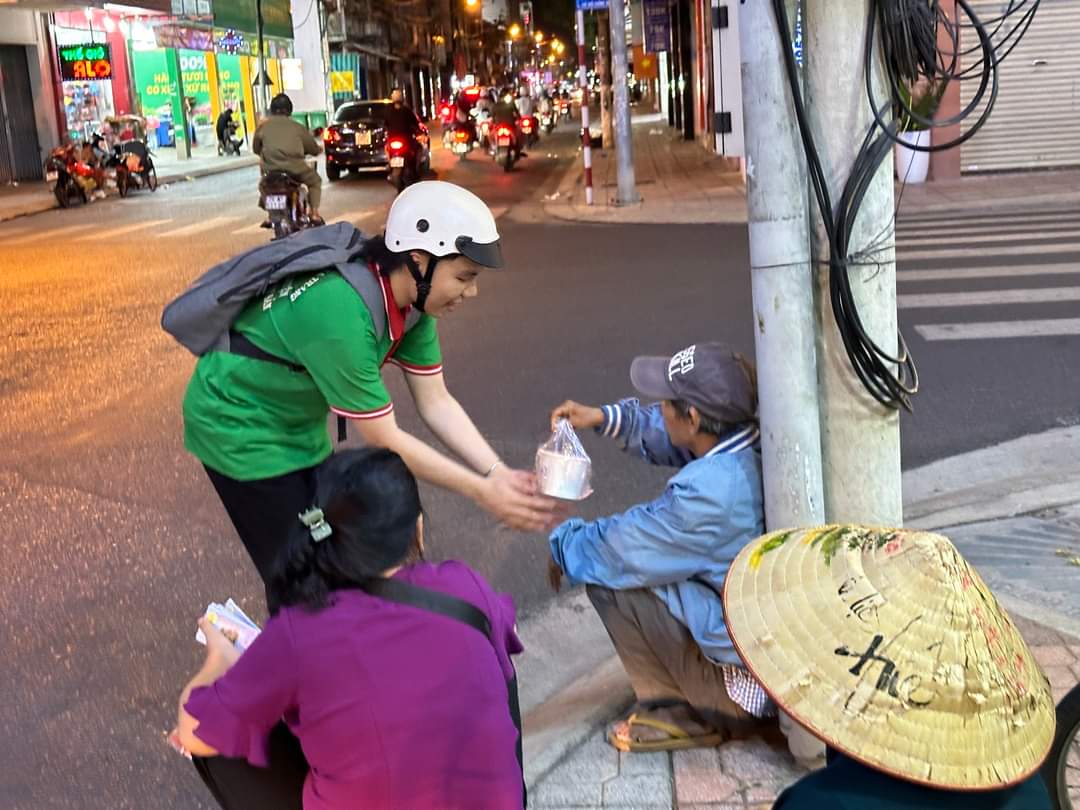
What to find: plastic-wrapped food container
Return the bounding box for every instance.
[535,419,593,500]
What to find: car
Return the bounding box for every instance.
[322,99,430,181]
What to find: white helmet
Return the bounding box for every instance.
[385,181,503,269]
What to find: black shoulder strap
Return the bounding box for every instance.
[360,576,526,805]
[360,577,492,641]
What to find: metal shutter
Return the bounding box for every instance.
[960,0,1080,172]
[0,45,43,183]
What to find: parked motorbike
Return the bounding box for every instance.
[115,141,158,194]
[1042,681,1080,808]
[259,170,313,240]
[44,145,88,208]
[491,122,519,173]
[386,133,421,192]
[519,115,540,147]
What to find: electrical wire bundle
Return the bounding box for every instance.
[769,0,1041,411]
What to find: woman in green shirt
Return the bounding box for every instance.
[183,181,563,583]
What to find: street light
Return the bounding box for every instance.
[508,23,521,39]
[534,31,544,44]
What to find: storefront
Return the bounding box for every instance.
[51,8,137,143]
[959,0,1080,172]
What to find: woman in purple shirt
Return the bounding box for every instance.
[176,448,525,810]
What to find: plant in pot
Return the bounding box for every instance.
[895,81,944,184]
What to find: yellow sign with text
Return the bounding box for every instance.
[330,70,354,94]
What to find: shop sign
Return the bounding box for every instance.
[576,0,608,9]
[217,28,246,54]
[330,70,354,94]
[58,43,113,81]
[281,58,303,91]
[643,0,670,54]
[154,23,215,51]
[213,0,293,40]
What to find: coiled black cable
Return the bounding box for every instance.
[768,0,1040,410]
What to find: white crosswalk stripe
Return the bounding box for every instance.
[897,207,1080,342]
[158,216,241,238]
[231,221,271,235]
[899,286,1080,309]
[6,223,95,245]
[76,219,172,241]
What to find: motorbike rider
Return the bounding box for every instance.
[492,87,524,158]
[215,108,240,155]
[382,88,424,175]
[181,181,566,587]
[514,87,535,119]
[252,93,323,225]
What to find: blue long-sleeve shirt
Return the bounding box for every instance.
[549,398,764,667]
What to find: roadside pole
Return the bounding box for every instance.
[596,11,614,149]
[805,0,902,526]
[738,0,825,763]
[607,0,639,205]
[576,9,595,205]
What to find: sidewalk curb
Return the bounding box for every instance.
[156,155,259,188]
[0,156,258,224]
[522,656,632,789]
[520,424,1080,786]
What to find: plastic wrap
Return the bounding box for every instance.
[535,419,593,500]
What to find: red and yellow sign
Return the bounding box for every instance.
[58,43,113,81]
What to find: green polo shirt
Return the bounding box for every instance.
[183,269,442,481]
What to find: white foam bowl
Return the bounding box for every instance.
[536,449,592,501]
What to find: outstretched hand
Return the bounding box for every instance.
[477,465,568,533]
[550,400,604,432]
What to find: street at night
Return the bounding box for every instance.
[3,122,1080,807]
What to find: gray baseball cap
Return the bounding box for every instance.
[629,342,757,424]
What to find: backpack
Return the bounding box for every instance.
[161,222,422,356]
[162,223,423,441]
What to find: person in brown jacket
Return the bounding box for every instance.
[253,93,324,224]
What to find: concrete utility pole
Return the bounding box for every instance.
[805,0,902,526]
[737,0,825,765]
[607,0,639,204]
[596,11,614,149]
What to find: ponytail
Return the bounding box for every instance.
[267,448,423,615]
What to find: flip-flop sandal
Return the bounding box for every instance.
[607,712,724,753]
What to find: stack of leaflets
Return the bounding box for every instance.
[195,598,262,651]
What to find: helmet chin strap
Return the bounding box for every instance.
[405,253,440,312]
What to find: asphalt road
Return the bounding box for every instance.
[2,124,1079,809]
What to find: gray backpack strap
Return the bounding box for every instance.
[338,262,389,341]
[338,261,426,341]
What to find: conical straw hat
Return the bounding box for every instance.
[722,524,1055,790]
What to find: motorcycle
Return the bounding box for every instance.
[44,145,89,208]
[519,115,540,148]
[449,122,475,160]
[539,109,555,135]
[558,97,571,122]
[491,122,519,173]
[259,170,313,241]
[386,133,421,192]
[1043,681,1080,808]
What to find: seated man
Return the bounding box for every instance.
[548,342,775,752]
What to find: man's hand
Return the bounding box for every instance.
[547,557,564,592]
[551,400,605,432]
[475,466,568,532]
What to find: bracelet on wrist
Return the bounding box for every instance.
[484,460,503,477]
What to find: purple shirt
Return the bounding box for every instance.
[185,561,524,810]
